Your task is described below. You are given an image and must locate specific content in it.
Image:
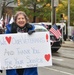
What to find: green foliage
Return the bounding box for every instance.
[13,0,74,25]
[56,0,68,22]
[58,0,74,26]
[14,0,51,22]
[70,0,74,26]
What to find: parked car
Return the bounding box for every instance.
[50,32,62,52]
[30,23,62,52]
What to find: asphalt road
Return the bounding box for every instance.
[38,44,74,75]
[0,41,74,75]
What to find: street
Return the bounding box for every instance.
[0,0,74,75]
[0,41,74,75]
[38,41,74,75]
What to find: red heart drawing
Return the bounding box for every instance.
[44,54,50,61]
[5,36,12,44]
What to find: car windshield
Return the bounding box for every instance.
[30,23,48,32]
[35,25,48,32]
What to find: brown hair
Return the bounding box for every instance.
[14,11,29,23]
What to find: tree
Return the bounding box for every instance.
[1,0,14,19]
[14,0,51,22]
[55,0,68,22]
[70,0,74,26]
[57,0,74,26]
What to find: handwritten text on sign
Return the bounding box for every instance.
[0,32,52,70]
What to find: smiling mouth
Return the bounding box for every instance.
[18,21,25,24]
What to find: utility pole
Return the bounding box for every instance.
[51,0,59,25]
[68,0,70,39]
[51,0,55,25]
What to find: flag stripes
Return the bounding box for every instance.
[49,24,61,39]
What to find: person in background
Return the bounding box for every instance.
[5,11,38,75]
[72,30,74,42]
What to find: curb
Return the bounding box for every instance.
[62,45,74,48]
[61,41,74,48]
[62,42,74,48]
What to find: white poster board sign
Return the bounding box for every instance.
[0,32,52,70]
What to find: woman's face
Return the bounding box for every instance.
[16,14,27,27]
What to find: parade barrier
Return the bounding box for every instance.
[0,32,52,70]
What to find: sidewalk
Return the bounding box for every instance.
[62,40,74,48]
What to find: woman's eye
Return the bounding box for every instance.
[22,18,25,20]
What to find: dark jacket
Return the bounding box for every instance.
[5,22,35,34]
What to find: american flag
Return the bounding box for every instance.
[0,17,3,28]
[49,24,61,39]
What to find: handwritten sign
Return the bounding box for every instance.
[0,32,52,70]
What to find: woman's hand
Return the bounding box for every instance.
[28,30,35,35]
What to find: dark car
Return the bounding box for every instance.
[39,22,63,52]
[30,23,62,52]
[50,32,62,52]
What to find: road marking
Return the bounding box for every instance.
[52,58,64,61]
[43,67,74,75]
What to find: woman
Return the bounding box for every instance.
[5,11,38,75]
